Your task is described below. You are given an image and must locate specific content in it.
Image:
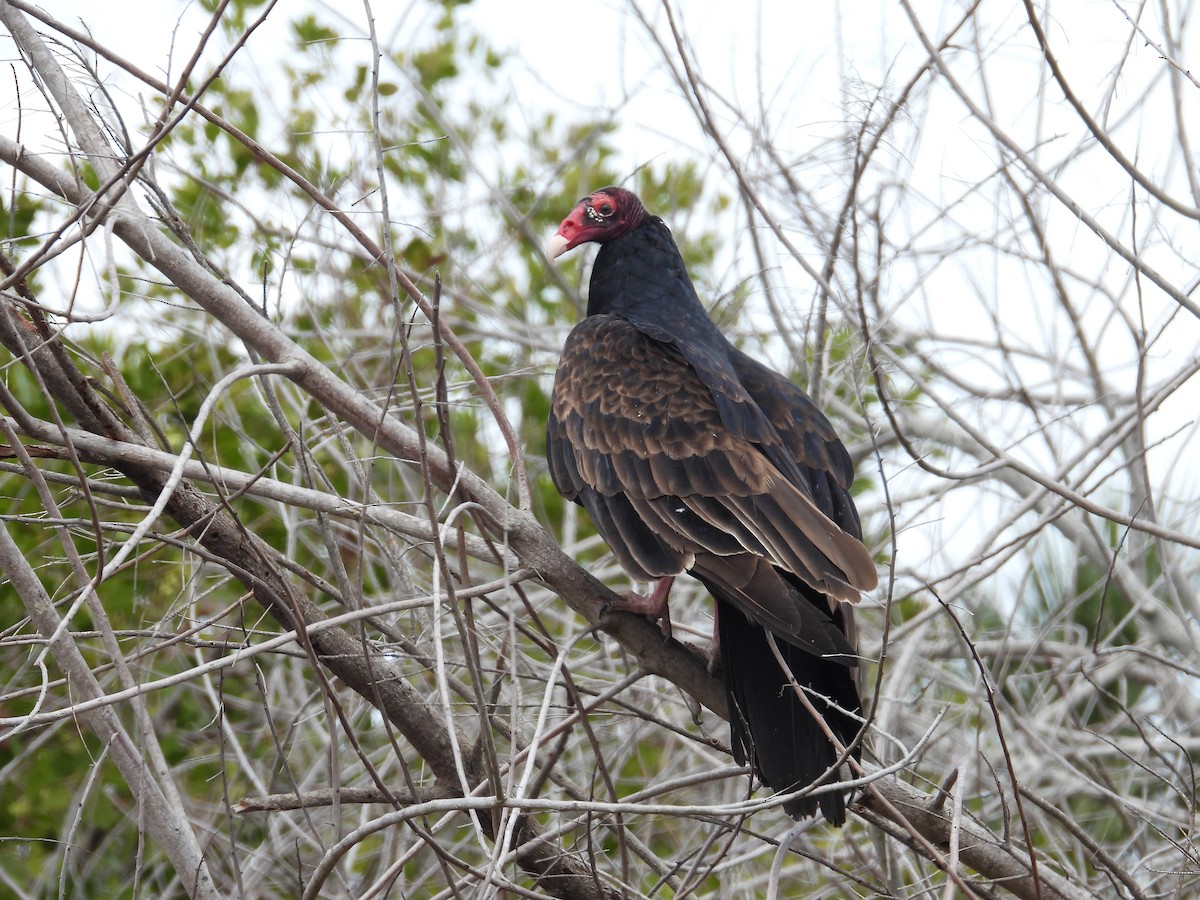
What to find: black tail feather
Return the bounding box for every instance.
[714,595,862,824]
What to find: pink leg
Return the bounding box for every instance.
[608,575,675,636]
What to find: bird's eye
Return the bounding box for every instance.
[585,199,615,224]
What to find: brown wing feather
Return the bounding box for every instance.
[547,315,873,631]
[730,347,874,554]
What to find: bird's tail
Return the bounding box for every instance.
[714,595,863,824]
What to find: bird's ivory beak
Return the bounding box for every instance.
[546,231,570,260]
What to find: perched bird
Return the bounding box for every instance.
[545,187,877,824]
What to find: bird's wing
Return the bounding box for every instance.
[547,314,873,625]
[729,347,875,561]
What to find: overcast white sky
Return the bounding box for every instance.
[3,1,921,180]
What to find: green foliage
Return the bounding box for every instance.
[201,0,272,32]
[292,14,338,47]
[0,192,46,252]
[0,5,648,886]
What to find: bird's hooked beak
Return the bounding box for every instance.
[546,204,589,260]
[546,231,571,260]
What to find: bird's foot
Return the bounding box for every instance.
[607,576,674,637]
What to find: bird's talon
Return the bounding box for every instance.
[608,589,673,637]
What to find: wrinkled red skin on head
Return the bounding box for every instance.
[550,189,640,256]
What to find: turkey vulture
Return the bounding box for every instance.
[545,187,877,824]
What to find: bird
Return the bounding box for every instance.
[543,186,878,825]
